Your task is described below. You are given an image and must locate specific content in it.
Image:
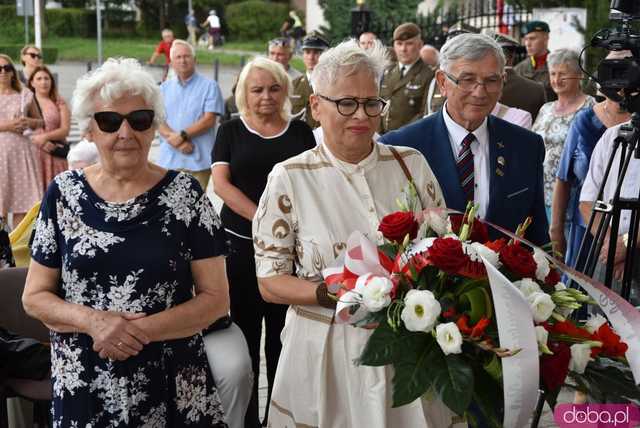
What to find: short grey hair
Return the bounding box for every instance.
[170,39,195,60]
[439,33,505,74]
[311,38,389,95]
[235,56,292,121]
[72,57,165,133]
[547,49,581,74]
[67,138,100,167]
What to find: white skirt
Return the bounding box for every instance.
[268,305,467,428]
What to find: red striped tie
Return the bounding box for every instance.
[457,133,475,203]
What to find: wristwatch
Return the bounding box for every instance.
[180,130,190,142]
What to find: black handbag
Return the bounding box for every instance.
[49,140,70,159]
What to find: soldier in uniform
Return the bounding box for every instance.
[494,32,547,121]
[514,20,556,102]
[290,33,329,129]
[380,23,434,133]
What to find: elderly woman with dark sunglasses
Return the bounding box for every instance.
[22,58,229,427]
[253,40,458,427]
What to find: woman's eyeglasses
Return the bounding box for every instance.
[26,52,42,60]
[93,110,155,133]
[0,65,13,73]
[317,94,387,117]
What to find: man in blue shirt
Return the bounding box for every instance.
[158,39,224,191]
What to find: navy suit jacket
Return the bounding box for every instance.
[380,110,549,246]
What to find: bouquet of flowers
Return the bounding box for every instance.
[323,185,640,427]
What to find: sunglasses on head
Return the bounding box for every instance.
[26,52,42,59]
[269,38,290,48]
[93,110,155,133]
[0,65,13,73]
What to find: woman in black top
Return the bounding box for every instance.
[211,57,315,428]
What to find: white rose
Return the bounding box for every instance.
[513,278,542,298]
[527,291,556,323]
[585,313,608,334]
[401,289,442,332]
[355,274,393,312]
[533,249,551,282]
[535,325,548,347]
[569,343,593,374]
[463,242,501,268]
[436,322,463,355]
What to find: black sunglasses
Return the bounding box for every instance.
[0,65,14,73]
[26,52,42,59]
[93,110,155,133]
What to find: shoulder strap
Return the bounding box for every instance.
[388,146,413,183]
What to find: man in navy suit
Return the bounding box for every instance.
[380,33,549,246]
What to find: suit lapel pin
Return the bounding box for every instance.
[496,168,504,177]
[497,141,505,149]
[497,156,506,167]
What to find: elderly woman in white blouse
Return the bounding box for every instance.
[253,40,462,428]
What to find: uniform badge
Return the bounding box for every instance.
[496,168,504,177]
[497,156,506,167]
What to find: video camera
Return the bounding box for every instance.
[591,0,640,112]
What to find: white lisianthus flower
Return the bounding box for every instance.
[421,210,450,237]
[569,343,593,374]
[585,313,608,334]
[463,242,502,268]
[535,325,548,346]
[533,249,551,282]
[527,291,556,323]
[513,278,542,298]
[401,289,442,332]
[436,322,463,355]
[355,274,393,312]
[554,282,567,291]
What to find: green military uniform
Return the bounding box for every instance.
[380,60,433,133]
[502,67,547,121]
[291,74,318,128]
[425,78,445,116]
[514,56,556,102]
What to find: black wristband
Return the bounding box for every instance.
[180,130,190,142]
[315,281,336,309]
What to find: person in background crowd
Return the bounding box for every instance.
[358,31,377,50]
[291,33,330,129]
[382,33,549,246]
[514,20,556,102]
[158,40,224,192]
[268,37,302,81]
[531,48,594,219]
[420,44,439,70]
[222,81,240,123]
[380,23,433,133]
[185,9,199,46]
[18,45,43,85]
[28,65,71,191]
[22,57,229,427]
[492,32,546,121]
[551,50,632,268]
[0,215,13,268]
[280,10,305,52]
[147,29,175,81]
[211,57,316,427]
[254,39,462,428]
[0,54,44,228]
[491,101,532,129]
[202,10,222,50]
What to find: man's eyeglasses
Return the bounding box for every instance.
[0,65,14,73]
[26,52,42,60]
[317,94,387,117]
[442,70,503,93]
[93,110,155,133]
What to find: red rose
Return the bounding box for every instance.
[378,211,418,242]
[541,341,571,391]
[544,269,561,286]
[449,214,490,243]
[428,237,468,274]
[485,238,507,253]
[499,244,537,278]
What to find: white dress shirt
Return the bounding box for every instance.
[580,122,640,235]
[398,59,419,77]
[491,102,532,130]
[442,101,490,218]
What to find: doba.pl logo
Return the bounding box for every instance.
[554,404,640,427]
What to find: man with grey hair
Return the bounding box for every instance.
[381,33,549,246]
[158,39,224,191]
[268,37,302,80]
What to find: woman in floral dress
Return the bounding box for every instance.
[531,49,594,220]
[22,58,229,427]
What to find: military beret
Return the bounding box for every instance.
[302,33,330,51]
[393,23,421,42]
[523,20,550,35]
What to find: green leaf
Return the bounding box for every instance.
[469,364,503,428]
[358,321,415,367]
[575,358,640,404]
[460,287,490,323]
[391,334,439,407]
[432,354,475,416]
[483,354,502,383]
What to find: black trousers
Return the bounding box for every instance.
[225,234,287,427]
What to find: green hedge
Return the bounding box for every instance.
[0,45,59,64]
[0,5,93,40]
[226,1,289,41]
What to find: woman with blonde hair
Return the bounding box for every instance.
[211,56,315,426]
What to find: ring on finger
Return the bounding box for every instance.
[117,341,123,348]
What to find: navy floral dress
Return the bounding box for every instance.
[31,170,227,427]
